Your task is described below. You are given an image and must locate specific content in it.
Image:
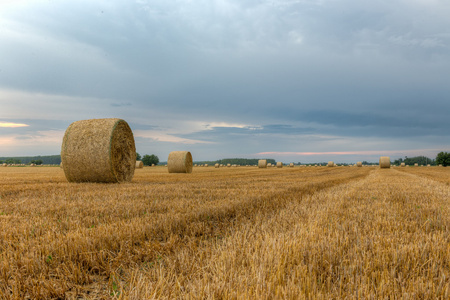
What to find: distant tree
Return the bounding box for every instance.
[136,152,142,161]
[436,152,450,167]
[5,158,21,164]
[31,160,43,165]
[0,160,3,164]
[142,154,159,166]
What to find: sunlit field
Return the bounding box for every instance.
[0,165,449,299]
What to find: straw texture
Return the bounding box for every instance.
[215,163,219,168]
[400,162,405,167]
[328,161,334,167]
[379,156,391,168]
[258,160,267,168]
[356,162,362,167]
[167,151,193,173]
[136,161,144,169]
[61,118,136,183]
[276,162,283,168]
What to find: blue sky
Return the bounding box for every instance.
[1,0,449,163]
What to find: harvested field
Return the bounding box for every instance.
[0,166,449,299]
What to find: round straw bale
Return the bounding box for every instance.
[61,118,136,183]
[2,163,7,167]
[227,163,231,167]
[267,163,272,167]
[258,160,267,168]
[400,162,405,167]
[356,161,362,167]
[379,156,390,168]
[205,164,208,167]
[414,163,418,167]
[427,164,431,167]
[167,151,192,173]
[276,162,283,168]
[328,161,334,167]
[215,163,219,168]
[289,163,294,167]
[136,160,144,169]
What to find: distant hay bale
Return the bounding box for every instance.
[232,164,237,167]
[227,163,231,167]
[258,160,267,168]
[414,163,418,167]
[379,156,390,168]
[205,164,208,167]
[439,164,442,167]
[328,161,334,167]
[2,163,7,167]
[151,164,155,167]
[61,118,136,183]
[136,161,144,169]
[167,151,193,173]
[356,162,362,167]
[267,163,272,167]
[215,163,219,168]
[400,162,405,167]
[289,163,294,167]
[276,162,283,168]
[194,164,198,167]
[427,164,431,167]
[30,164,36,167]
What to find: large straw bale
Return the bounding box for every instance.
[2,163,7,167]
[356,162,362,167]
[400,162,405,167]
[379,156,390,168]
[167,151,192,173]
[276,162,283,168]
[215,163,219,168]
[328,161,334,167]
[289,163,294,167]
[258,160,267,168]
[136,161,144,169]
[61,118,136,183]
[414,163,418,167]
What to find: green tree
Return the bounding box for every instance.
[136,153,142,161]
[31,160,43,165]
[142,154,159,166]
[436,152,450,167]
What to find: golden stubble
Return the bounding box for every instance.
[0,166,448,299]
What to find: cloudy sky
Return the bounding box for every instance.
[1,0,449,163]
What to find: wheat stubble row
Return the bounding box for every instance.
[0,167,371,299]
[124,168,449,299]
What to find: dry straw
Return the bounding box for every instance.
[136,161,144,169]
[328,161,334,167]
[356,162,362,167]
[289,163,294,167]
[258,160,267,168]
[276,162,283,168]
[2,163,7,167]
[414,163,419,167]
[61,118,136,183]
[379,156,391,168]
[400,162,405,167]
[215,163,219,168]
[227,164,231,167]
[167,151,193,173]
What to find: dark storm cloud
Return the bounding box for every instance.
[0,0,449,159]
